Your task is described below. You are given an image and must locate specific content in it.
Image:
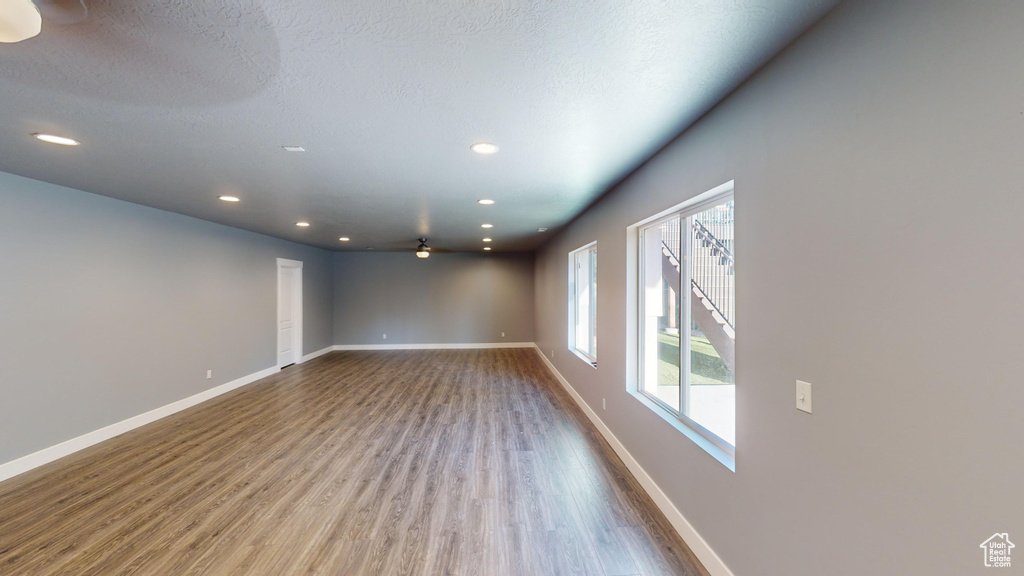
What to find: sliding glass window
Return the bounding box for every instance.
[569,242,597,365]
[639,194,734,453]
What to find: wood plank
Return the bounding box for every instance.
[0,349,710,576]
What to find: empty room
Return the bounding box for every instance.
[1,1,1021,575]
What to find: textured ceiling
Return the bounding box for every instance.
[0,0,837,252]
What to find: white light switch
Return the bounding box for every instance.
[796,380,813,414]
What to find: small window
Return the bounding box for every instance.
[637,189,734,458]
[569,242,597,366]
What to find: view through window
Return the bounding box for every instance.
[569,242,597,364]
[640,196,734,450]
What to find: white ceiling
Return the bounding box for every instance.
[0,0,836,252]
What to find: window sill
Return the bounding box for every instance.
[629,389,735,472]
[569,348,598,369]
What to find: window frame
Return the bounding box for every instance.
[628,182,735,469]
[568,241,598,367]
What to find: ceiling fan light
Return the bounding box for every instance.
[415,237,432,258]
[0,0,42,44]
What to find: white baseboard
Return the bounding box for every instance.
[332,342,534,351]
[0,365,279,484]
[2,344,731,576]
[301,345,334,363]
[531,345,735,576]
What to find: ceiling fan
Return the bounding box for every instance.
[408,238,454,259]
[0,0,88,43]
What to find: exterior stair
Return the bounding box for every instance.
[661,235,735,374]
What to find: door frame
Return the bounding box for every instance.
[276,258,303,369]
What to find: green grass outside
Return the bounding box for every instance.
[657,332,734,386]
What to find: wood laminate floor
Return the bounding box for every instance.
[0,349,710,576]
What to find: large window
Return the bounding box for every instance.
[638,190,734,456]
[569,242,597,365]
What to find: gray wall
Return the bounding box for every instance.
[534,2,1023,575]
[334,252,534,345]
[0,171,334,464]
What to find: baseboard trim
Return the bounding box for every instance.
[301,346,334,363]
[531,345,735,576]
[332,342,534,351]
[0,365,279,484]
[2,344,731,576]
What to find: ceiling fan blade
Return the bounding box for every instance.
[371,239,457,253]
[34,0,88,26]
[0,0,41,43]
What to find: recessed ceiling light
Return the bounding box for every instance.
[296,221,310,227]
[481,223,493,229]
[477,199,495,205]
[282,146,305,152]
[218,195,240,202]
[33,133,80,146]
[538,228,548,232]
[339,237,350,242]
[470,142,498,155]
[483,238,492,242]
[484,247,492,251]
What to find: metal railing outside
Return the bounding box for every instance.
[691,217,734,329]
[660,202,734,329]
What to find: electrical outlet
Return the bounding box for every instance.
[206,370,212,379]
[383,333,387,340]
[796,380,813,413]
[602,398,606,411]
[501,332,505,338]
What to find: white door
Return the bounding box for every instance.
[277,259,303,368]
